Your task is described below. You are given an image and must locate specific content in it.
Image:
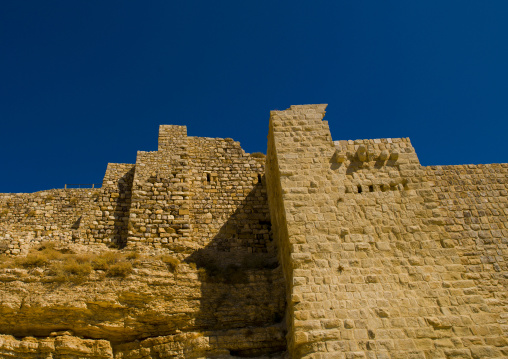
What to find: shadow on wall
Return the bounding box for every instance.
[110,167,135,248]
[185,180,287,357]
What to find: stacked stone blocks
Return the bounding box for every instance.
[266,105,508,358]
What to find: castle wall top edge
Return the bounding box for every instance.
[334,137,411,145]
[0,188,93,196]
[270,103,328,115]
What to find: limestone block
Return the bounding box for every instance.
[357,146,368,162]
[379,150,390,161]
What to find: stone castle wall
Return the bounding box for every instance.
[0,189,96,254]
[426,164,508,326]
[125,125,270,258]
[0,104,506,358]
[0,126,270,257]
[0,162,137,255]
[266,105,508,358]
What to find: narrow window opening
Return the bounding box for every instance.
[206,173,211,182]
[369,185,374,192]
[357,185,362,194]
[257,174,262,183]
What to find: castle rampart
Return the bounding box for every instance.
[0,104,506,358]
[0,125,271,257]
[266,105,508,358]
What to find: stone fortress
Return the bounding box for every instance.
[0,105,507,358]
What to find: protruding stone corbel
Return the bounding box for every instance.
[379,150,389,161]
[333,150,346,163]
[357,145,367,162]
[390,151,399,161]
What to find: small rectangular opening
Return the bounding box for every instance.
[357,185,362,194]
[206,173,211,182]
[369,185,374,192]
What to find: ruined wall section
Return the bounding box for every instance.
[186,136,270,254]
[102,163,135,188]
[126,125,272,258]
[0,189,96,255]
[267,105,508,358]
[126,125,192,253]
[0,162,137,252]
[81,163,135,246]
[158,124,188,152]
[1,123,272,258]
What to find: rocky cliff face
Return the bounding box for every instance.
[0,243,286,358]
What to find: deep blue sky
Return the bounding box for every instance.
[1,1,507,193]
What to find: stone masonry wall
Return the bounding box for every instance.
[185,136,269,253]
[83,163,135,246]
[127,125,271,258]
[0,162,136,254]
[0,125,271,258]
[425,164,508,336]
[1,104,507,359]
[127,125,193,251]
[0,189,96,255]
[266,104,335,357]
[266,104,508,359]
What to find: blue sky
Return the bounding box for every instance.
[1,1,507,193]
